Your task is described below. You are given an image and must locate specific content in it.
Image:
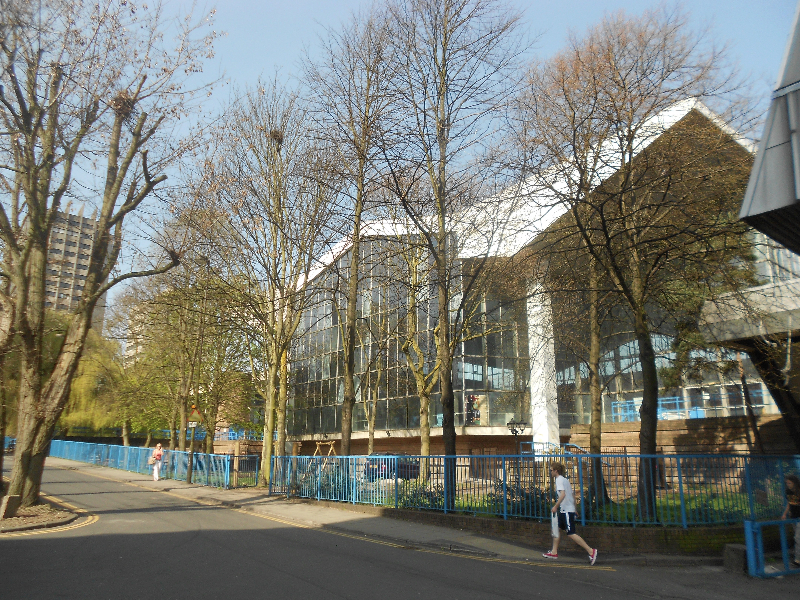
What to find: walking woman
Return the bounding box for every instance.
[151,443,164,481]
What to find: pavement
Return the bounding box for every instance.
[20,457,726,569]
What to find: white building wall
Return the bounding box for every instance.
[527,281,560,444]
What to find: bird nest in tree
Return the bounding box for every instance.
[110,91,139,127]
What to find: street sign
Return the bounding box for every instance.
[188,407,202,422]
[188,421,198,428]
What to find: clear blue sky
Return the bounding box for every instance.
[209,0,797,103]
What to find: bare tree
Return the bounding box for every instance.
[383,0,524,481]
[0,0,217,506]
[516,6,754,516]
[303,6,396,455]
[203,79,339,486]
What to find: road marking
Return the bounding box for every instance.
[0,477,101,538]
[0,514,99,538]
[47,465,614,571]
[40,491,87,514]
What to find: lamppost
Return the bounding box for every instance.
[507,418,528,455]
[507,418,529,492]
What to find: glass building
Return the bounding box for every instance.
[285,235,531,451]
[283,100,800,452]
[554,231,800,432]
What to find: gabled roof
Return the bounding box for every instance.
[305,99,752,279]
[462,99,753,259]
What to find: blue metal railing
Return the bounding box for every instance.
[270,452,800,528]
[213,429,265,441]
[611,391,772,423]
[47,440,263,489]
[154,429,208,441]
[745,518,800,577]
[3,436,15,451]
[45,439,800,531]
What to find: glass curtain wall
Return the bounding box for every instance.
[555,335,777,427]
[286,238,530,437]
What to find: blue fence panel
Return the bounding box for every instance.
[269,452,800,528]
[48,440,245,489]
[745,518,800,577]
[47,440,800,528]
[213,429,265,442]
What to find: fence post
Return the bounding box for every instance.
[394,457,399,509]
[744,459,756,521]
[224,455,230,489]
[744,520,759,577]
[317,458,322,501]
[443,457,448,515]
[676,457,688,529]
[206,453,210,487]
[578,455,585,526]
[269,456,274,496]
[352,457,357,504]
[502,456,508,520]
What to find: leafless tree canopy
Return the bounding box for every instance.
[0,0,218,506]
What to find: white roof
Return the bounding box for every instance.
[308,99,752,274]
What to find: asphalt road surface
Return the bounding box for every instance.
[1,464,794,599]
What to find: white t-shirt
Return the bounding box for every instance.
[555,474,576,513]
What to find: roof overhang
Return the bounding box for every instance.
[740,1,800,253]
[700,278,800,347]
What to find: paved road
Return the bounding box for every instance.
[0,464,793,599]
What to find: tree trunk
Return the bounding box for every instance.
[634,306,660,520]
[259,360,280,486]
[419,390,431,456]
[205,428,214,454]
[737,353,765,454]
[0,290,13,495]
[145,432,153,448]
[744,340,800,453]
[9,290,93,506]
[588,258,610,504]
[437,283,456,454]
[419,389,431,482]
[121,420,131,446]
[367,386,376,455]
[276,349,289,457]
[435,246,457,508]
[341,192,363,456]
[178,397,187,452]
[0,363,7,497]
[168,410,177,450]
[8,412,53,507]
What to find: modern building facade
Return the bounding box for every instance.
[285,231,532,455]
[45,208,106,329]
[283,102,795,455]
